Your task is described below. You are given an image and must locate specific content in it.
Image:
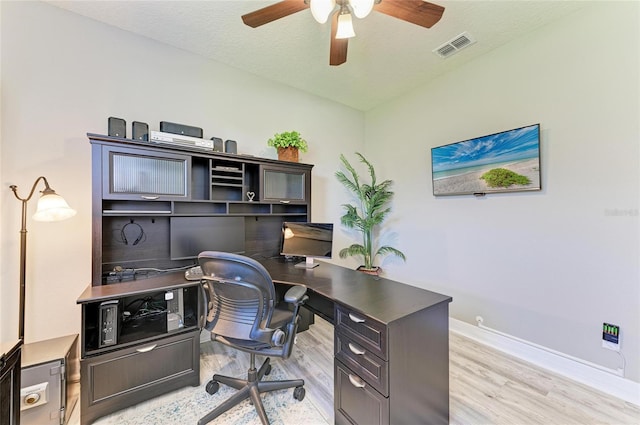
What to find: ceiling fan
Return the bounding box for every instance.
[241,0,445,66]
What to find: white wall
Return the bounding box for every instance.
[0,1,363,344]
[364,2,639,382]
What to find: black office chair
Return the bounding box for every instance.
[197,251,309,425]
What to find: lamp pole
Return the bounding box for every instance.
[10,176,72,341]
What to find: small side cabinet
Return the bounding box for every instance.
[77,276,203,424]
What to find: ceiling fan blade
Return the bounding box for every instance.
[330,13,348,66]
[241,0,309,28]
[374,0,445,28]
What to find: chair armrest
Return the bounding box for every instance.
[284,285,308,305]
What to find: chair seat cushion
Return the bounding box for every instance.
[270,304,295,329]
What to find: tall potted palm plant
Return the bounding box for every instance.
[335,152,406,274]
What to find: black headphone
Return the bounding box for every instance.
[121,221,145,246]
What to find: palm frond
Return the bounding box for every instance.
[375,246,406,262]
[339,244,367,259]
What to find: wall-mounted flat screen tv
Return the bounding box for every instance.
[431,123,541,196]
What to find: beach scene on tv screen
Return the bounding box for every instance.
[431,124,541,196]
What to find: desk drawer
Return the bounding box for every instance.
[335,304,387,360]
[335,332,388,396]
[80,330,199,424]
[335,360,389,425]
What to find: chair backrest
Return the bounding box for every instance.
[198,251,277,345]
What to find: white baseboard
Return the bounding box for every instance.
[450,318,640,406]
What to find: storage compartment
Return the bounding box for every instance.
[211,160,244,201]
[101,216,171,266]
[80,330,199,425]
[82,286,200,355]
[173,201,227,215]
[261,165,309,202]
[271,204,308,215]
[103,146,190,200]
[229,203,270,215]
[102,200,172,215]
[335,360,389,425]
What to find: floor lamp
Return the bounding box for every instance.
[10,176,76,341]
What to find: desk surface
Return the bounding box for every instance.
[78,259,452,325]
[260,258,452,325]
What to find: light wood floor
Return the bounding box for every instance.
[70,316,640,424]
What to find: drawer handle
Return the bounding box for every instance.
[348,313,365,323]
[348,343,366,355]
[348,374,366,388]
[141,195,160,200]
[136,344,157,353]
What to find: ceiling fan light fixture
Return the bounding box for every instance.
[335,9,355,39]
[310,0,336,24]
[349,0,375,19]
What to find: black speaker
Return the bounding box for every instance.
[160,121,203,138]
[225,140,237,154]
[210,137,223,152]
[108,117,126,138]
[132,121,149,141]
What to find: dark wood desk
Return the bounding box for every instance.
[260,258,452,425]
[77,260,452,425]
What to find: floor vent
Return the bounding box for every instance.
[433,32,476,58]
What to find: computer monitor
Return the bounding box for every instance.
[280,222,334,268]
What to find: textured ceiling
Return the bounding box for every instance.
[46,0,588,111]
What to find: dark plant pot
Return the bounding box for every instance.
[357,266,381,276]
[277,147,299,162]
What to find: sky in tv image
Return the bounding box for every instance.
[432,124,540,175]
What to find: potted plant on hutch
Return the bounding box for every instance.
[335,152,406,275]
[267,131,308,162]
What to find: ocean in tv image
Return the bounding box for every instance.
[431,124,541,196]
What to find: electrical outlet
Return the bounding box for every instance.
[602,323,620,352]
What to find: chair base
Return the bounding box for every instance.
[197,355,305,425]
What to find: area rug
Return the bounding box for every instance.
[94,342,329,425]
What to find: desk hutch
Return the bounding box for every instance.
[78,134,452,425]
[78,134,313,424]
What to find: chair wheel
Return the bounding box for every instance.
[205,380,219,395]
[265,364,272,376]
[293,386,305,401]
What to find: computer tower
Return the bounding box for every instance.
[166,288,185,332]
[98,300,121,348]
[20,335,79,425]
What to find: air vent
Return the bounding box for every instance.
[433,32,476,58]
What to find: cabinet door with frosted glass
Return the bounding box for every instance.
[102,146,191,201]
[260,164,311,203]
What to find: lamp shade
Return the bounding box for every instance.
[335,11,356,39]
[350,0,375,19]
[32,192,77,222]
[310,0,336,24]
